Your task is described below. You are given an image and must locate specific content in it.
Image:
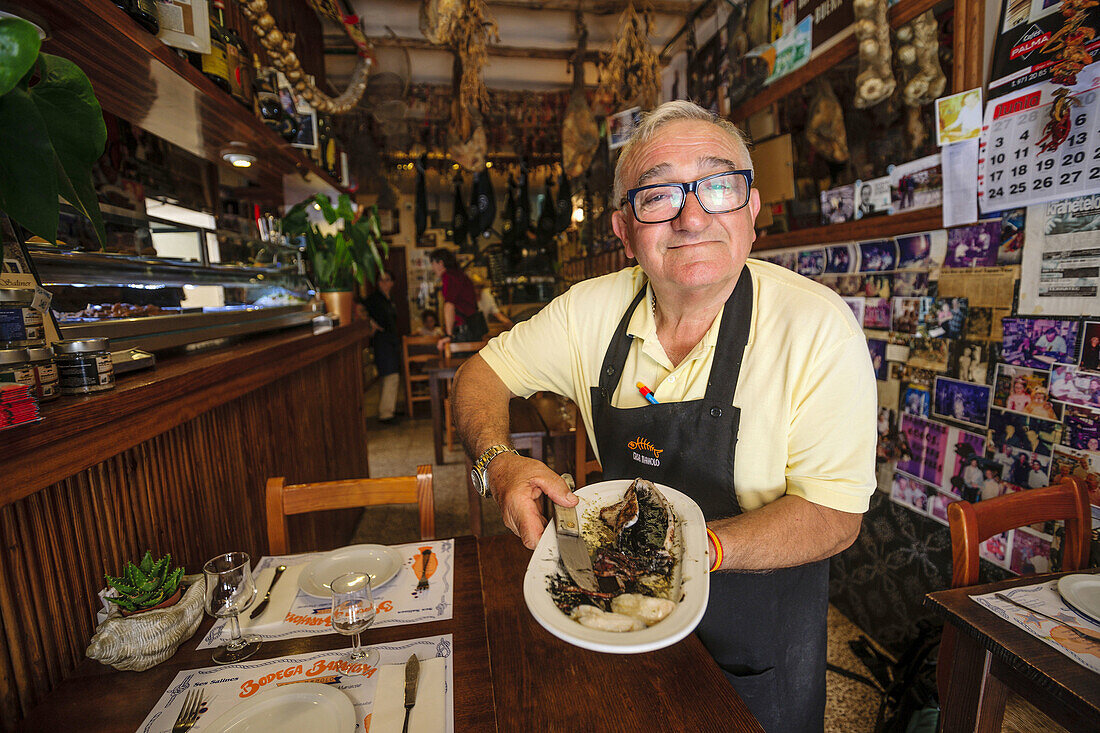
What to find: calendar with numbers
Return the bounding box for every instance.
[978,64,1100,214]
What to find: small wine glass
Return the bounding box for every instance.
[203,551,261,664]
[330,572,379,675]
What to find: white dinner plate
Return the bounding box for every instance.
[203,682,356,733]
[523,479,710,654]
[298,544,402,598]
[1057,573,1100,624]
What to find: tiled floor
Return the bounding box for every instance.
[354,383,885,730]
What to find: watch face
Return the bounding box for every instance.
[471,468,485,495]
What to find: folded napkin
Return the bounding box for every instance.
[370,656,445,733]
[240,563,307,632]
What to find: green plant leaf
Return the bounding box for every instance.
[0,84,57,242]
[315,194,338,225]
[0,17,40,96]
[28,53,107,248]
[139,550,154,575]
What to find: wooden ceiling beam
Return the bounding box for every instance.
[485,0,697,13]
[337,35,609,62]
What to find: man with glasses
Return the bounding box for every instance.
[452,100,875,732]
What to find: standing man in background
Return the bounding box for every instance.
[364,271,402,424]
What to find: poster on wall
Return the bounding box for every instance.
[1018,195,1100,315]
[987,0,1100,100]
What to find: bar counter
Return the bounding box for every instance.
[0,321,371,730]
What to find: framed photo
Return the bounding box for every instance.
[932,376,991,430]
[608,107,642,149]
[902,385,931,417]
[909,338,952,372]
[825,244,855,273]
[1080,321,1100,373]
[841,296,865,326]
[290,110,318,150]
[417,232,438,248]
[1001,317,1080,368]
[863,298,892,330]
[820,185,855,225]
[920,297,969,339]
[796,249,825,276]
[945,221,1001,268]
[1009,527,1052,575]
[949,340,993,385]
[854,177,892,220]
[867,339,888,380]
[987,407,1062,457]
[1049,363,1100,410]
[858,239,897,272]
[1062,405,1100,452]
[992,363,1060,420]
[890,472,930,513]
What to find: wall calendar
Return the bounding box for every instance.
[979,65,1100,214]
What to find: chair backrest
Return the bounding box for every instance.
[403,335,441,367]
[444,339,488,366]
[947,476,1090,588]
[266,465,434,555]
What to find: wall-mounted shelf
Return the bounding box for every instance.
[21,0,346,200]
[754,207,944,251]
[732,0,952,123]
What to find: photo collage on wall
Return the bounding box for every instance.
[755,208,1100,575]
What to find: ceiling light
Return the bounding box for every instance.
[220,142,256,169]
[572,207,584,223]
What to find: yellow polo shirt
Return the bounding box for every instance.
[480,259,877,514]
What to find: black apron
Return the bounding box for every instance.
[591,269,828,733]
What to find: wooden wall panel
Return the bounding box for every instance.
[0,343,368,730]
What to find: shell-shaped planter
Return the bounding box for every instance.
[86,580,204,671]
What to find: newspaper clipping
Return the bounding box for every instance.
[1020,195,1100,315]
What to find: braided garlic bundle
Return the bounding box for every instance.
[853,0,896,108]
[896,10,946,106]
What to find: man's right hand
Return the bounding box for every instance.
[487,452,578,549]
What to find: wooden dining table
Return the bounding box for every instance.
[924,569,1100,732]
[19,535,759,731]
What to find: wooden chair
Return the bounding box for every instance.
[443,339,488,450]
[266,466,435,554]
[937,477,1091,712]
[402,335,442,419]
[573,403,601,488]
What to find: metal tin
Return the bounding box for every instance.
[0,347,35,390]
[54,338,115,394]
[25,346,60,402]
[0,289,43,347]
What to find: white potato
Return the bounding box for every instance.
[611,594,677,626]
[571,604,645,632]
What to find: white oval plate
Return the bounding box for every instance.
[204,682,356,733]
[523,479,710,654]
[298,544,402,598]
[1057,573,1100,624]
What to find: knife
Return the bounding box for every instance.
[402,653,420,733]
[554,474,598,593]
[249,564,287,620]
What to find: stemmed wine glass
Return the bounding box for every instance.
[203,551,261,664]
[330,572,379,675]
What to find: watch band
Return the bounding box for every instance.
[473,444,519,497]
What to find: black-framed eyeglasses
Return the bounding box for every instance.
[622,169,754,224]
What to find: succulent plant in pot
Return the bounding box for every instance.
[105,550,185,616]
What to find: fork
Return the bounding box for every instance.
[172,688,205,733]
[994,593,1100,643]
[417,548,432,590]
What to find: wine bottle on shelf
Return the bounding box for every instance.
[114,0,160,35]
[195,0,231,94]
[211,0,241,99]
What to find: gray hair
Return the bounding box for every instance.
[612,100,753,206]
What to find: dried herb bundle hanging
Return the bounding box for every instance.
[597,1,660,111]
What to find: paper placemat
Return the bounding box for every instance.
[138,634,454,733]
[198,540,454,649]
[971,580,1100,673]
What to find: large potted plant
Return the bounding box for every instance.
[0,14,107,247]
[283,193,387,325]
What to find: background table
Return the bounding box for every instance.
[925,569,1100,732]
[19,536,758,731]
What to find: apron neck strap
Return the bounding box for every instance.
[596,267,754,404]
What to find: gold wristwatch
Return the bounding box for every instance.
[471,444,519,498]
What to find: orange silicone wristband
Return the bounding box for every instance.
[707,527,722,573]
